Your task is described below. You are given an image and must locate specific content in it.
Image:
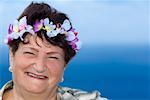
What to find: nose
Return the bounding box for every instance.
[33,57,47,73]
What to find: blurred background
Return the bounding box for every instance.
[0,0,149,100]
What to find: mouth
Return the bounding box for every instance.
[25,72,48,80]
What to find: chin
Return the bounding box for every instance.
[21,75,49,94]
[25,84,47,94]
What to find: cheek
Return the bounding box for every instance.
[47,61,64,77]
[12,56,29,83]
[13,55,31,70]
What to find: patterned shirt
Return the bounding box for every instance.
[0,81,107,100]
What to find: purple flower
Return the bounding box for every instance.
[8,24,13,34]
[33,19,44,32]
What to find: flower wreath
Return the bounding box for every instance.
[5,16,82,52]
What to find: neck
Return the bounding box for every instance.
[11,85,58,100]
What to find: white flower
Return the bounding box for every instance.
[43,18,50,26]
[19,29,26,40]
[56,28,62,33]
[43,18,56,32]
[18,16,27,31]
[12,20,19,32]
[75,40,82,50]
[46,30,58,38]
[9,16,29,41]
[26,25,34,35]
[62,19,71,31]
[11,32,20,39]
[51,30,59,37]
[66,31,76,41]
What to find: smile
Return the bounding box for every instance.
[25,72,48,80]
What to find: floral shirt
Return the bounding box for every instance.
[0,81,107,100]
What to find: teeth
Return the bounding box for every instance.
[27,72,47,79]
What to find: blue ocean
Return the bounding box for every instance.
[0,44,149,100]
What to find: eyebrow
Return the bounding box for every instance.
[46,52,64,57]
[24,47,39,52]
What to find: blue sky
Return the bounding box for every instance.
[0,0,149,45]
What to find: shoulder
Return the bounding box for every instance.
[58,86,108,100]
[0,81,13,100]
[1,81,108,100]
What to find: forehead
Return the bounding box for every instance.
[19,34,64,54]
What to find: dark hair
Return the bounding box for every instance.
[8,2,76,64]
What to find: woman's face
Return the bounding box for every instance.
[10,35,65,94]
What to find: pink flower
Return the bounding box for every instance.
[18,16,27,31]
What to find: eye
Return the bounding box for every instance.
[48,56,59,59]
[23,52,35,55]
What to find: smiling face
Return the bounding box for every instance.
[9,34,65,94]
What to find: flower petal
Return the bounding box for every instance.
[75,40,82,50]
[26,25,34,35]
[46,31,52,37]
[44,18,50,26]
[33,20,43,32]
[8,24,13,34]
[26,25,32,31]
[62,19,71,31]
[11,32,20,39]
[19,16,27,30]
[19,16,27,25]
[19,30,26,38]
[13,20,19,32]
[66,31,76,41]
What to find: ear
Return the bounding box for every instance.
[9,49,14,67]
[63,64,67,71]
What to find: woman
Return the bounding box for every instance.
[0,2,107,100]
